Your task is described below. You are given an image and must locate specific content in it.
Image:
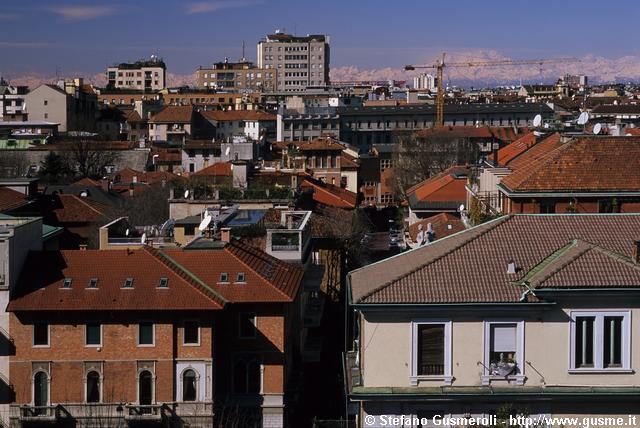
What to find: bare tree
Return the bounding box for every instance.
[391,131,478,200]
[0,151,30,178]
[62,140,121,179]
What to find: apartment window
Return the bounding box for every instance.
[233,356,261,394]
[44,113,48,119]
[158,277,168,288]
[62,278,72,289]
[85,323,101,346]
[219,272,229,283]
[570,311,630,371]
[88,278,98,289]
[411,320,452,385]
[123,278,134,288]
[33,323,49,347]
[239,313,257,338]
[183,321,200,345]
[43,100,48,106]
[182,369,197,401]
[34,371,49,407]
[482,321,525,384]
[236,272,246,283]
[138,323,154,346]
[86,371,100,403]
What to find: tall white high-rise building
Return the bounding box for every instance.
[413,73,435,90]
[257,31,330,92]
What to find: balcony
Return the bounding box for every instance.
[125,404,163,422]
[16,405,71,424]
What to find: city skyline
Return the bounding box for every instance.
[3,0,640,85]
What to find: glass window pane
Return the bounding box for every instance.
[604,316,623,367]
[417,324,444,375]
[33,324,48,346]
[184,321,199,344]
[86,323,101,346]
[87,371,100,403]
[575,317,594,368]
[139,323,153,345]
[182,369,197,401]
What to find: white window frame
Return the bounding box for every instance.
[32,323,50,348]
[410,320,452,386]
[84,363,104,404]
[137,322,155,347]
[31,369,51,406]
[569,310,631,373]
[482,320,525,385]
[183,320,201,346]
[85,323,102,348]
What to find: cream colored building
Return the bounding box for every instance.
[347,214,640,427]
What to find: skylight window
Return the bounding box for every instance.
[88,278,98,288]
[219,272,229,283]
[159,277,168,288]
[236,272,246,283]
[123,278,134,288]
[62,278,72,288]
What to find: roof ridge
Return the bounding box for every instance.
[357,215,513,303]
[225,240,298,301]
[143,246,227,306]
[501,134,570,190]
[503,132,558,167]
[66,194,107,216]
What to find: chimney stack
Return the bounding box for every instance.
[220,227,231,244]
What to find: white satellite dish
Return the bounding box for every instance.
[544,123,550,129]
[225,146,231,156]
[577,112,589,125]
[533,114,542,127]
[416,230,424,246]
[458,204,465,212]
[184,189,190,198]
[198,215,212,232]
[141,233,147,244]
[125,228,130,236]
[593,123,602,135]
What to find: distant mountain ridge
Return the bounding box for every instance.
[7,50,640,89]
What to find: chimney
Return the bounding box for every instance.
[79,244,87,251]
[220,227,231,244]
[633,241,640,264]
[507,260,517,274]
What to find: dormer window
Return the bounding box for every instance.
[219,272,229,283]
[88,278,98,288]
[62,278,72,289]
[159,277,168,288]
[123,278,134,288]
[236,272,246,283]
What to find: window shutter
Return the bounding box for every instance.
[491,325,517,352]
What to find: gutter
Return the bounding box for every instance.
[497,184,640,198]
[352,302,556,311]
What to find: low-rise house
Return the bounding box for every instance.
[498,136,640,214]
[276,138,345,186]
[347,214,640,426]
[405,166,469,224]
[0,77,28,121]
[201,110,276,141]
[406,212,465,247]
[299,177,358,209]
[8,238,304,427]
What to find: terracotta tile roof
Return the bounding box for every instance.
[300,178,357,208]
[500,136,640,193]
[47,194,109,223]
[408,213,465,242]
[592,104,640,114]
[341,153,359,169]
[0,187,30,213]
[406,166,469,210]
[489,132,537,165]
[200,110,276,122]
[192,162,232,177]
[71,177,101,187]
[149,105,193,123]
[8,248,224,312]
[124,109,144,123]
[277,138,345,151]
[504,132,562,171]
[624,128,640,136]
[111,168,177,184]
[349,214,640,305]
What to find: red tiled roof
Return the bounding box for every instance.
[48,194,108,223]
[149,105,193,123]
[192,162,232,177]
[300,178,357,208]
[505,132,562,171]
[489,132,537,165]
[350,214,640,304]
[111,167,177,184]
[416,126,525,143]
[405,166,469,204]
[200,110,276,122]
[624,128,640,136]
[0,187,30,212]
[408,213,465,242]
[341,153,359,169]
[276,138,345,151]
[501,136,640,192]
[71,177,101,187]
[124,109,144,123]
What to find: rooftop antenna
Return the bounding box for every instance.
[242,40,246,62]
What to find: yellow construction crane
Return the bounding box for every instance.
[405,53,579,127]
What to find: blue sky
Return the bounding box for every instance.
[1,0,639,77]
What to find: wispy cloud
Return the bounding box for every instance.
[185,0,261,15]
[0,14,19,21]
[0,41,56,48]
[47,5,115,21]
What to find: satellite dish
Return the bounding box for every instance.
[141,233,147,244]
[125,228,130,236]
[416,230,424,246]
[577,112,589,125]
[198,215,212,232]
[544,123,550,129]
[225,146,231,156]
[593,123,602,135]
[533,114,542,127]
[184,189,190,198]
[458,204,465,212]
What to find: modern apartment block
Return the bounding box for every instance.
[257,31,330,91]
[195,59,276,92]
[0,78,28,121]
[106,56,167,91]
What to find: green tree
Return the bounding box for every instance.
[38,152,72,184]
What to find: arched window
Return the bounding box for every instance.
[139,370,153,405]
[34,371,48,408]
[86,371,100,403]
[182,369,197,401]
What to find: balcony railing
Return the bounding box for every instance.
[418,364,445,376]
[125,404,163,421]
[270,244,300,251]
